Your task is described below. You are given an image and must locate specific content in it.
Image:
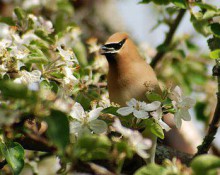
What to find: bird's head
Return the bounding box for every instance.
[100,32,139,62]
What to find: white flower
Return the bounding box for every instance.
[69,102,107,136]
[117,98,149,119]
[142,101,161,112]
[113,119,152,159]
[54,98,74,113]
[12,32,39,46]
[57,27,81,47]
[169,86,196,128]
[0,39,11,56]
[61,66,79,96]
[98,93,111,108]
[57,46,78,65]
[0,64,8,76]
[28,14,54,34]
[10,46,29,59]
[39,17,54,34]
[14,70,41,84]
[151,107,171,131]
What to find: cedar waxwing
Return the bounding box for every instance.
[100,32,162,163]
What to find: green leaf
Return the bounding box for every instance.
[207,37,220,51]
[35,30,54,43]
[151,122,164,139]
[0,17,15,26]
[191,155,220,175]
[0,80,27,99]
[46,110,70,153]
[102,106,119,116]
[203,10,217,20]
[134,163,166,175]
[14,7,26,21]
[0,80,37,101]
[191,14,211,36]
[75,92,91,110]
[171,0,187,9]
[144,119,164,139]
[146,92,163,102]
[210,49,220,59]
[192,2,217,11]
[153,0,170,5]
[139,0,170,5]
[143,118,164,139]
[195,102,208,122]
[0,142,24,175]
[115,141,133,158]
[40,80,59,93]
[73,41,88,67]
[23,45,48,64]
[210,23,220,37]
[74,135,111,161]
[139,0,151,4]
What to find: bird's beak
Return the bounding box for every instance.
[100,45,118,55]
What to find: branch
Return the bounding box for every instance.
[150,9,186,68]
[194,62,220,156]
[156,144,192,165]
[14,134,56,153]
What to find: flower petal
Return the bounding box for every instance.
[179,97,196,109]
[126,98,137,107]
[174,111,182,129]
[69,121,82,134]
[117,107,134,116]
[113,118,131,137]
[88,107,103,122]
[70,102,85,121]
[158,119,171,131]
[169,86,182,102]
[151,107,162,120]
[89,119,107,134]
[179,109,191,121]
[142,101,161,111]
[133,110,149,119]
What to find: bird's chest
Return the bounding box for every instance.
[107,75,147,106]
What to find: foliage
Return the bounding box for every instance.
[0,0,219,174]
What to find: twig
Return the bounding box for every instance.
[194,62,220,156]
[150,9,186,68]
[14,135,56,152]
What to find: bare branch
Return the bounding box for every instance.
[151,9,186,68]
[194,63,220,156]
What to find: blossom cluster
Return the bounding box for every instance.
[117,86,196,129]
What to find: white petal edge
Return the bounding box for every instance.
[117,107,134,116]
[126,98,137,107]
[88,107,103,122]
[143,101,161,111]
[133,110,149,119]
[70,102,85,121]
[158,119,171,131]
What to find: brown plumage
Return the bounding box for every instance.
[101,32,162,163]
[100,32,161,106]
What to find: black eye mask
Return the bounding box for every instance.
[103,39,126,51]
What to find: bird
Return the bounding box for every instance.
[100,32,162,163]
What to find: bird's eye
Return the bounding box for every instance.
[104,39,126,50]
